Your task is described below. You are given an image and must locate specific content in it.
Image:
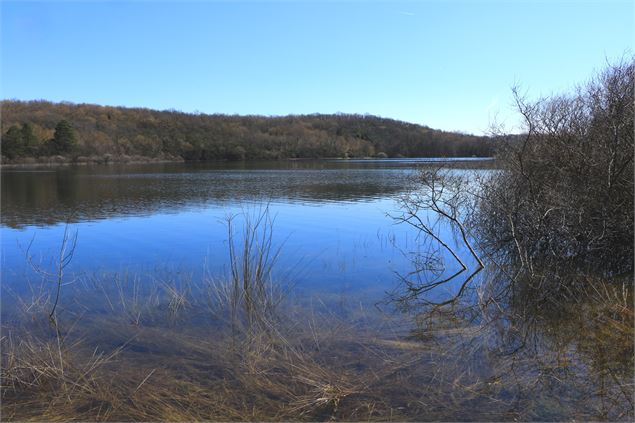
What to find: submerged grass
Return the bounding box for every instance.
[3,273,632,422]
[1,211,633,421]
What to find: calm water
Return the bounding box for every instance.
[2,159,632,421]
[1,159,484,300]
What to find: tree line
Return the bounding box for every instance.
[1,100,493,162]
[2,120,78,159]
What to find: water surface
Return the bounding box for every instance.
[1,159,632,421]
[2,159,483,299]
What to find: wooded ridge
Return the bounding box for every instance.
[1,100,493,163]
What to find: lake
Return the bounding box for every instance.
[1,159,485,301]
[1,158,632,422]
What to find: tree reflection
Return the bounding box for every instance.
[388,163,633,419]
[389,252,634,420]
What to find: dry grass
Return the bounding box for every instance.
[0,329,122,421]
[2,281,633,421]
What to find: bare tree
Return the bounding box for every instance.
[394,167,484,306]
[26,225,78,320]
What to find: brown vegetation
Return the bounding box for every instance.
[1,100,493,163]
[476,59,634,278]
[392,59,633,308]
[2,271,631,421]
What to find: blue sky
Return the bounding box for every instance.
[2,1,632,134]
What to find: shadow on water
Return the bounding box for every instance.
[2,161,423,229]
[1,159,496,229]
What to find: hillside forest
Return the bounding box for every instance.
[1,100,493,163]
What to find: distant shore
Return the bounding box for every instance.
[1,155,494,169]
[1,154,185,168]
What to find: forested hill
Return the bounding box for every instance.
[1,100,493,163]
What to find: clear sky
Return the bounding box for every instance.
[1,1,632,134]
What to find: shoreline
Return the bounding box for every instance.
[1,155,494,169]
[0,154,185,169]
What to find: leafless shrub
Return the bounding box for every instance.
[478,58,634,281]
[393,166,484,306]
[25,225,78,320]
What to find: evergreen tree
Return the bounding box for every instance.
[52,120,77,154]
[20,123,39,155]
[2,125,25,159]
